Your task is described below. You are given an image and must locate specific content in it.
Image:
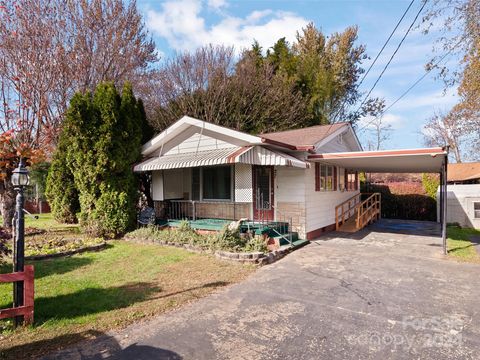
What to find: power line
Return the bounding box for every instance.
[357,47,457,133]
[354,0,428,114]
[328,0,416,137]
[357,0,415,89]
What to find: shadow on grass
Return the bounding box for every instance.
[2,329,182,360]
[34,282,160,325]
[34,280,229,325]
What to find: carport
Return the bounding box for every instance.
[307,147,449,254]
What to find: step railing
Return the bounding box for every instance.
[355,193,381,230]
[335,193,361,230]
[256,191,294,247]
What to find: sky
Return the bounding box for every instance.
[138,0,459,150]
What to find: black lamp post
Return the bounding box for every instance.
[12,157,29,327]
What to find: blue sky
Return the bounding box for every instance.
[138,0,459,150]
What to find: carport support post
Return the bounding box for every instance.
[441,157,448,255]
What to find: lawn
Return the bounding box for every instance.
[0,223,255,359]
[447,226,480,263]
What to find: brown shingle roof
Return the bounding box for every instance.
[448,162,480,182]
[260,123,349,150]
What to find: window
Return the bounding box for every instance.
[202,166,232,200]
[475,202,480,219]
[315,164,337,192]
[345,170,358,191]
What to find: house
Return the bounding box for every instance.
[134,116,449,246]
[437,162,480,229]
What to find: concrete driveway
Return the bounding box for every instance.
[45,220,480,360]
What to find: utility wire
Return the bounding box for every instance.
[326,0,416,139]
[354,0,428,114]
[357,0,415,89]
[357,46,457,133]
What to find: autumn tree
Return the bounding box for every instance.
[0,0,157,226]
[421,0,479,159]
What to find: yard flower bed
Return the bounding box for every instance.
[125,221,268,254]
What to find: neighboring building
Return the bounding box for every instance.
[135,116,448,241]
[447,162,480,184]
[438,162,480,229]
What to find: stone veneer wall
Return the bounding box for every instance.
[276,201,306,238]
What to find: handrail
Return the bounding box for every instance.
[355,193,381,230]
[335,192,361,230]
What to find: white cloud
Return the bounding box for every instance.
[207,0,227,9]
[146,0,309,52]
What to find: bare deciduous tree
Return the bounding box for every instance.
[0,0,157,227]
[150,45,308,134]
[423,111,468,163]
[365,115,392,151]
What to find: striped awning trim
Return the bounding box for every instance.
[133,146,308,172]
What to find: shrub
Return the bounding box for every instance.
[244,236,268,253]
[45,134,79,224]
[215,226,246,251]
[49,82,147,236]
[365,184,437,221]
[422,173,440,198]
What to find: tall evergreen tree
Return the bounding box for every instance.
[46,82,144,237]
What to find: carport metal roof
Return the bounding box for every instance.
[308,146,449,255]
[307,147,447,173]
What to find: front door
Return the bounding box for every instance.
[253,166,274,221]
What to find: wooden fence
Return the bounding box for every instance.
[0,265,34,325]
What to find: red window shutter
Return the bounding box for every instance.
[315,163,320,191]
[333,166,337,191]
[355,171,359,190]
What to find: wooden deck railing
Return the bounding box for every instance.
[355,193,381,230]
[0,265,34,325]
[335,193,361,230]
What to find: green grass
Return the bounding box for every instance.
[0,216,255,359]
[447,226,480,263]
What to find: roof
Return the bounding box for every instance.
[260,123,349,150]
[448,162,480,182]
[142,116,263,156]
[134,146,309,172]
[307,147,448,173]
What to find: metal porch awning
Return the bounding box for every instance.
[133,146,308,172]
[307,148,447,173]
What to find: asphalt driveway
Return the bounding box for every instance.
[44,219,480,360]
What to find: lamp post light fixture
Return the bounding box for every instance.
[12,157,29,327]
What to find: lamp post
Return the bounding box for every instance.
[12,157,30,327]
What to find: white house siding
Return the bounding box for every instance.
[151,171,164,201]
[234,164,253,203]
[304,165,360,235]
[305,132,361,237]
[164,133,235,155]
[438,184,480,228]
[275,166,307,238]
[316,135,351,153]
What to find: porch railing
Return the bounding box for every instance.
[166,200,247,221]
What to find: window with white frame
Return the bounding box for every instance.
[474,202,480,219]
[315,163,337,191]
[192,166,232,201]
